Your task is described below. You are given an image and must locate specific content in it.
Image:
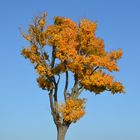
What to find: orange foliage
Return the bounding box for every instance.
[21,13,124,124]
[37,76,53,90]
[60,98,85,122]
[21,13,124,94]
[21,46,39,63]
[80,69,124,94]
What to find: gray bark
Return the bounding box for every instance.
[57,125,69,140]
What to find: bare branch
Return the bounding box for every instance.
[91,66,99,75]
[49,89,59,125]
[78,86,83,91]
[49,89,54,114]
[53,78,58,103]
[79,86,84,95]
[56,75,60,85]
[51,46,56,68]
[71,74,79,98]
[64,70,68,101]
[50,46,58,104]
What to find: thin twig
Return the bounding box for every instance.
[91,66,99,75]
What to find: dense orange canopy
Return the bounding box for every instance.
[21,13,124,123]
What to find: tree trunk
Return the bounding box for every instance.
[57,125,69,140]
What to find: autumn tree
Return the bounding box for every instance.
[20,13,124,140]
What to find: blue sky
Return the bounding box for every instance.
[0,0,140,140]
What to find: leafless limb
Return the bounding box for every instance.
[64,70,68,101]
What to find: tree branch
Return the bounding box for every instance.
[78,86,84,95]
[48,46,60,125]
[56,75,60,85]
[49,89,59,125]
[49,89,55,115]
[53,77,58,103]
[64,70,68,101]
[91,66,99,75]
[51,46,56,68]
[50,46,58,103]
[71,74,79,98]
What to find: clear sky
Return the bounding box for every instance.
[0,0,140,140]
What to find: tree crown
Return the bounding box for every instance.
[21,13,124,123]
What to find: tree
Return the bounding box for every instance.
[20,13,124,140]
